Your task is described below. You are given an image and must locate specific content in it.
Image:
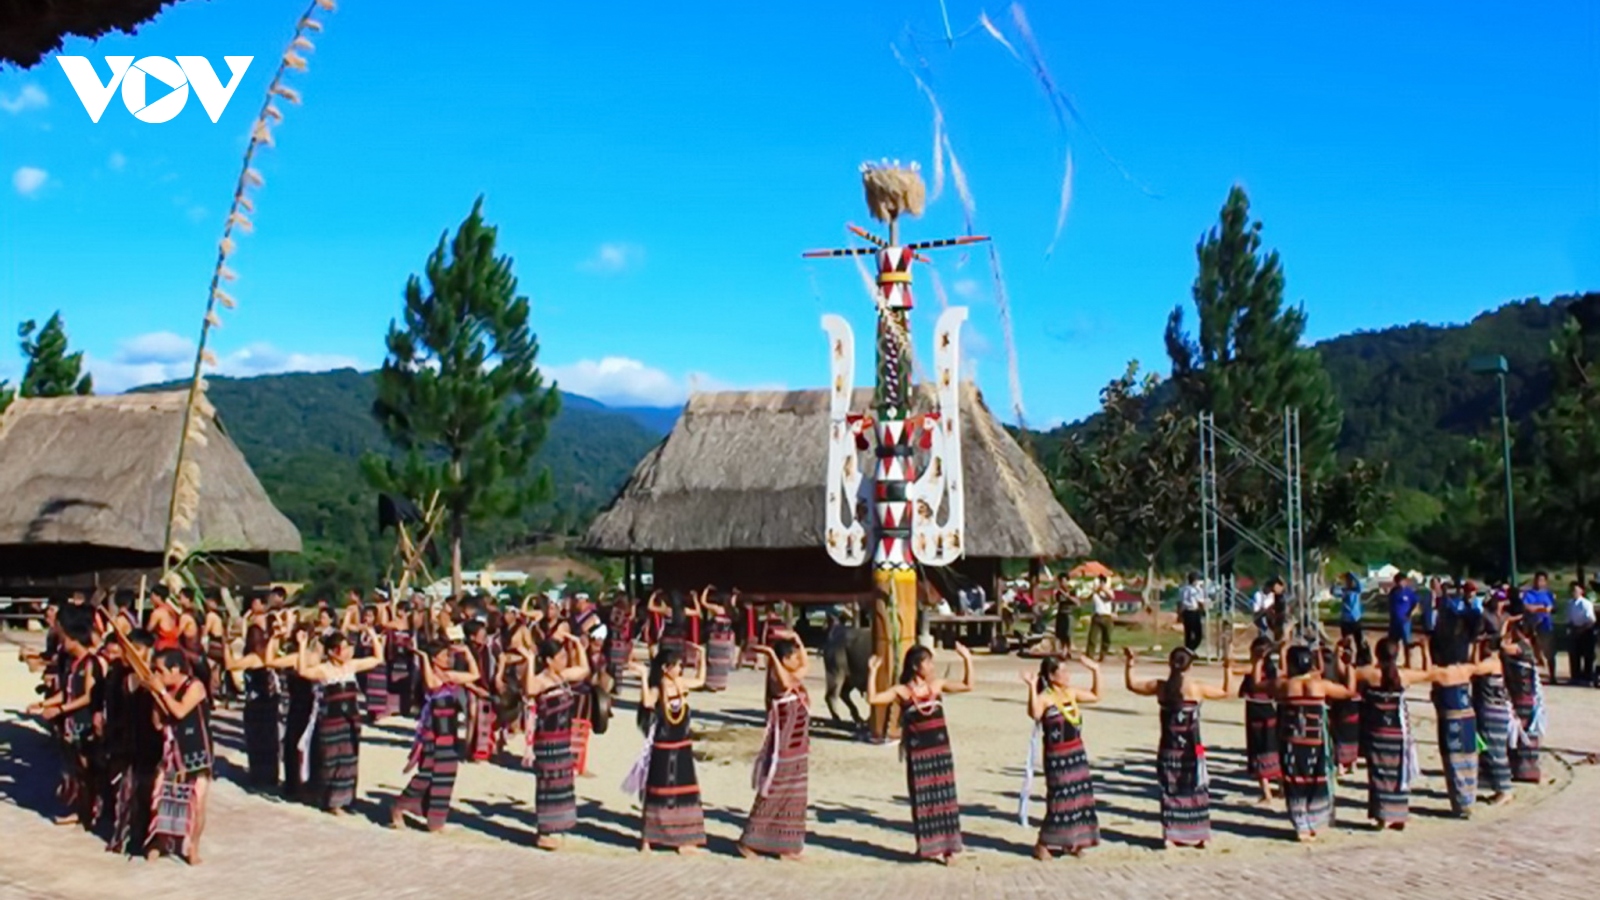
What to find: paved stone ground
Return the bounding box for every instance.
[2,635,1598,899]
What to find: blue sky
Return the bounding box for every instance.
[0,1,1596,425]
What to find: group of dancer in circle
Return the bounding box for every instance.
[16,581,1547,868]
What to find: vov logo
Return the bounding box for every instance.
[57,56,253,123]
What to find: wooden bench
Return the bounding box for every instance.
[927,613,1004,650]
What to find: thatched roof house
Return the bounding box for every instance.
[584,383,1089,599]
[0,391,300,592]
[1,1,203,68]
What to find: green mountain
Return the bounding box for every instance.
[140,369,670,591]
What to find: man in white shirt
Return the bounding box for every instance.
[1567,581,1596,685]
[1085,575,1116,661]
[1178,573,1206,652]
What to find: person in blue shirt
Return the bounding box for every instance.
[1387,576,1418,667]
[1337,573,1363,641]
[1521,572,1558,683]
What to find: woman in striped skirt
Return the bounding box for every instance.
[1427,640,1489,818]
[1472,635,1515,805]
[700,587,738,692]
[1124,647,1233,849]
[391,642,479,832]
[1354,637,1430,829]
[739,630,811,859]
[297,629,386,814]
[866,643,973,864]
[521,632,591,850]
[1329,639,1364,775]
[1275,645,1356,842]
[225,624,280,790]
[606,594,635,681]
[1018,655,1101,859]
[1234,637,1282,804]
[354,606,390,723]
[1502,621,1545,784]
[625,644,708,854]
[142,649,212,865]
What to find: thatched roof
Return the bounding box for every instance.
[585,382,1089,560]
[0,391,300,554]
[1,1,203,69]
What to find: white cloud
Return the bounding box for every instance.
[952,277,982,300]
[544,356,782,406]
[578,242,644,274]
[87,332,362,393]
[0,84,47,114]
[12,166,47,197]
[108,152,126,171]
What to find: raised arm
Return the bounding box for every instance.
[149,675,207,722]
[349,630,386,674]
[559,634,591,684]
[678,642,708,690]
[1075,657,1103,703]
[1020,670,1046,720]
[938,643,976,694]
[864,655,904,706]
[1123,648,1160,696]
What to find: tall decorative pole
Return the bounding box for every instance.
[806,161,987,740]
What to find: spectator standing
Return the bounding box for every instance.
[1085,576,1116,661]
[1178,574,1206,653]
[1521,572,1557,683]
[1337,573,1363,641]
[1566,581,1596,686]
[1051,574,1079,655]
[1387,575,1418,667]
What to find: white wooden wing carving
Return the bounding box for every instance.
[911,306,967,566]
[822,314,866,566]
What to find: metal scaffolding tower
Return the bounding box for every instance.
[1199,408,1311,657]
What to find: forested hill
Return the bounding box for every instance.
[1319,294,1593,490]
[136,369,677,587]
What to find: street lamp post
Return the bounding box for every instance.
[1469,354,1518,585]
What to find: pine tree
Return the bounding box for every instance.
[18,312,93,398]
[1529,299,1600,578]
[1164,185,1381,574]
[363,197,561,593]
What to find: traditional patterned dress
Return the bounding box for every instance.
[56,654,99,821]
[1361,686,1414,826]
[1240,673,1282,782]
[900,689,963,859]
[1279,697,1334,836]
[641,695,706,847]
[150,678,212,860]
[1473,672,1514,795]
[396,684,461,830]
[386,629,415,718]
[1503,654,1544,783]
[1027,695,1099,854]
[354,631,390,723]
[242,667,280,788]
[741,684,810,856]
[606,610,633,680]
[282,669,317,797]
[1431,682,1478,815]
[1330,697,1361,769]
[467,643,498,762]
[703,613,736,692]
[315,675,362,811]
[1157,699,1209,846]
[107,675,161,856]
[532,681,579,835]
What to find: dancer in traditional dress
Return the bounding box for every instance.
[626,644,708,854]
[1274,645,1355,842]
[276,624,319,799]
[224,624,281,790]
[353,604,390,723]
[199,594,230,706]
[1124,647,1232,849]
[1471,633,1515,804]
[1352,637,1430,829]
[1427,639,1490,817]
[105,630,162,858]
[26,612,100,828]
[1233,636,1282,804]
[297,629,385,814]
[1329,638,1364,775]
[866,643,974,864]
[1502,619,1546,784]
[143,649,212,865]
[606,593,635,681]
[700,587,738,692]
[391,642,480,832]
[738,630,811,860]
[1018,655,1101,860]
[520,631,591,850]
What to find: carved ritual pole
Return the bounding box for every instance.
[806,161,987,740]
